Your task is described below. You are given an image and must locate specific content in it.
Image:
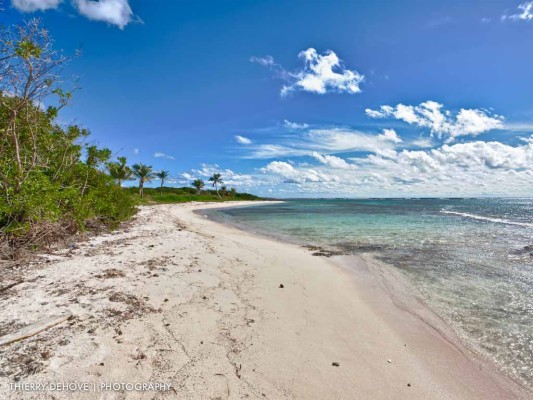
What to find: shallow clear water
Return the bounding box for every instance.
[207,198,533,387]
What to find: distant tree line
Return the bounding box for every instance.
[108,162,240,200]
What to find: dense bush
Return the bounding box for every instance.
[123,187,262,204]
[0,20,135,255]
[0,94,136,238]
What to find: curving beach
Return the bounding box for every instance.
[0,201,529,399]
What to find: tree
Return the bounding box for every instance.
[208,173,223,198]
[155,170,169,195]
[132,164,154,197]
[191,179,205,195]
[220,185,227,197]
[230,188,237,198]
[0,19,135,251]
[0,19,74,194]
[107,156,132,187]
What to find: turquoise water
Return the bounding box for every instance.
[206,198,533,388]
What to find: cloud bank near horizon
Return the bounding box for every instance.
[365,101,504,142]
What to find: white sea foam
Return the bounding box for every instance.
[440,210,533,228]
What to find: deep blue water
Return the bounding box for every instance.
[207,198,533,387]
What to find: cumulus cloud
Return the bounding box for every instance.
[312,152,356,169]
[74,0,133,29]
[366,101,504,141]
[378,129,402,143]
[252,48,364,96]
[503,2,533,21]
[262,161,340,183]
[235,135,252,145]
[259,137,533,197]
[12,0,62,11]
[11,0,135,28]
[154,152,175,160]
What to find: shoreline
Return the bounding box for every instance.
[0,201,529,399]
[202,202,530,396]
[203,200,533,391]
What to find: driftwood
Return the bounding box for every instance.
[0,281,23,293]
[0,313,72,346]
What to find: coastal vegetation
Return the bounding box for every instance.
[125,186,261,204]
[0,19,260,257]
[209,173,224,198]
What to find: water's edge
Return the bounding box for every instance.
[196,203,531,394]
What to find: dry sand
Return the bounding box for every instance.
[0,202,529,399]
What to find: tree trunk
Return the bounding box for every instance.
[139,180,144,197]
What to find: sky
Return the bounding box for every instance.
[3,0,533,197]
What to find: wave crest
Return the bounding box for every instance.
[440,210,533,228]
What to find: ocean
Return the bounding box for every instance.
[205,198,533,388]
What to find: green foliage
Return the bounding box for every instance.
[123,186,262,204]
[0,93,136,239]
[208,173,223,198]
[191,179,205,194]
[0,19,261,255]
[107,156,133,187]
[155,170,169,194]
[132,163,154,197]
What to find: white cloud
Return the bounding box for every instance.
[132,148,139,155]
[186,164,255,187]
[181,172,194,181]
[252,48,364,96]
[283,120,309,129]
[234,135,252,145]
[412,137,434,148]
[262,161,340,183]
[262,161,295,176]
[366,101,504,141]
[259,137,533,197]
[503,2,533,21]
[12,0,135,28]
[243,127,403,159]
[154,152,175,160]
[12,0,62,12]
[312,152,355,169]
[245,144,308,159]
[378,128,402,143]
[249,55,275,67]
[74,0,133,29]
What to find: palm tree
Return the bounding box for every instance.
[209,173,223,198]
[155,170,169,195]
[107,156,133,187]
[191,179,205,195]
[230,187,237,198]
[220,185,227,197]
[132,163,154,197]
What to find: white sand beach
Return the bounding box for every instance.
[0,202,529,399]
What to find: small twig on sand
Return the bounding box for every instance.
[0,313,72,346]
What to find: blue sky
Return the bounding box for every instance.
[4,0,533,197]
